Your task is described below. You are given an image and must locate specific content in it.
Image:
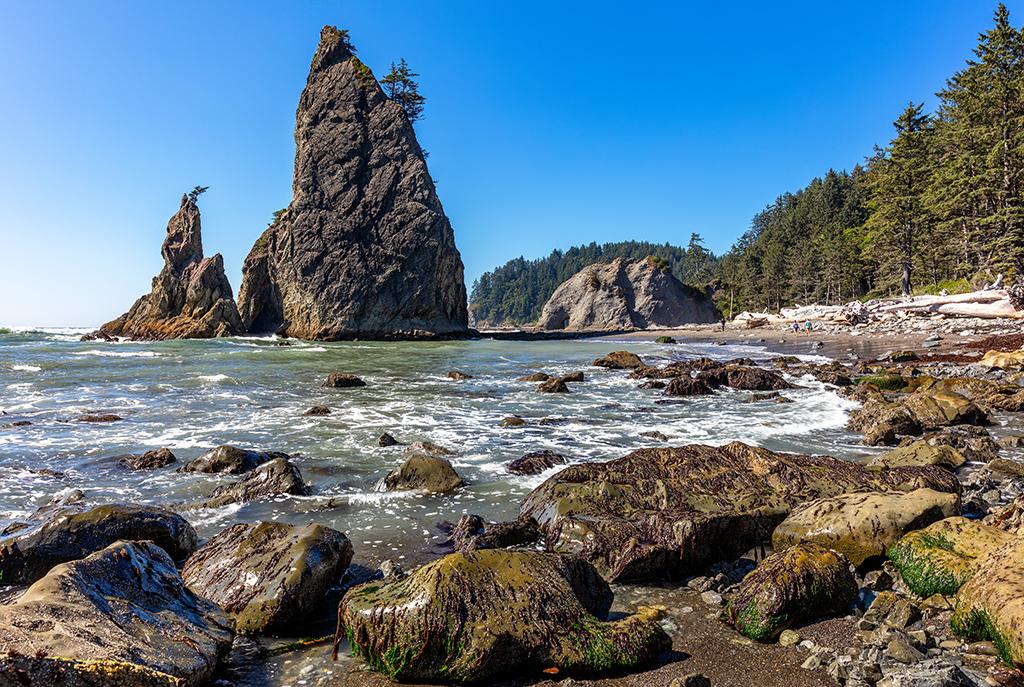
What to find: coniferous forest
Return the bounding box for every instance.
[470,5,1024,324]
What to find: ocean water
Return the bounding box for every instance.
[0,328,870,567]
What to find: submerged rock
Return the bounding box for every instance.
[323,372,366,388]
[237,26,467,340]
[727,542,857,641]
[951,536,1024,666]
[96,194,243,340]
[772,488,960,567]
[117,447,176,470]
[0,503,197,584]
[382,453,463,494]
[518,372,551,382]
[339,549,668,682]
[537,256,717,331]
[377,432,400,447]
[0,541,233,686]
[182,521,352,634]
[304,404,332,416]
[520,441,959,582]
[179,445,291,474]
[447,370,473,380]
[537,378,570,393]
[507,450,567,476]
[888,517,1013,597]
[191,457,310,509]
[499,416,527,428]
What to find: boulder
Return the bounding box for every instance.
[377,432,400,447]
[951,536,1024,666]
[888,517,1013,597]
[520,441,960,582]
[655,335,677,344]
[304,405,332,416]
[237,26,467,339]
[95,194,243,340]
[884,350,920,363]
[903,390,989,430]
[339,549,669,682]
[0,503,197,584]
[858,373,908,391]
[700,365,793,391]
[499,416,527,428]
[868,441,967,470]
[926,376,1024,413]
[507,450,567,476]
[447,370,473,380]
[324,372,366,388]
[850,388,988,446]
[561,371,585,383]
[191,457,310,509]
[977,349,1024,370]
[772,489,960,567]
[117,447,176,470]
[0,541,233,686]
[182,521,352,634]
[448,515,541,553]
[592,351,644,370]
[405,441,450,457]
[179,445,290,474]
[663,376,714,397]
[382,453,463,494]
[727,542,857,641]
[518,372,551,382]
[538,378,569,393]
[921,426,1000,463]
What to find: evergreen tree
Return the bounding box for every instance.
[381,58,426,122]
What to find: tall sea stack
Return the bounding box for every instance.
[97,195,243,340]
[237,26,468,340]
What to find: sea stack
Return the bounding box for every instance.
[97,195,243,340]
[237,26,468,340]
[538,256,719,331]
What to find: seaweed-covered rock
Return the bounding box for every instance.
[191,457,310,509]
[0,503,197,584]
[772,489,960,567]
[179,445,291,474]
[663,376,714,397]
[699,365,793,391]
[0,541,233,686]
[507,450,567,476]
[857,373,908,392]
[727,542,857,641]
[889,517,1013,597]
[951,536,1024,666]
[520,441,960,582]
[592,351,644,370]
[182,521,352,634]
[382,453,463,494]
[339,549,669,682]
[868,441,967,470]
[117,447,177,470]
[448,515,541,553]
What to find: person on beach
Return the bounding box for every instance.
[720,317,726,331]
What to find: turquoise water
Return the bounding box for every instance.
[0,328,867,566]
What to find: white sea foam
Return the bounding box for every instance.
[10,365,41,372]
[72,350,160,358]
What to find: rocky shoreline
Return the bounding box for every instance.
[3,331,1024,686]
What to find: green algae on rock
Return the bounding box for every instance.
[521,441,960,582]
[951,536,1024,666]
[337,549,669,682]
[867,440,967,469]
[0,541,233,686]
[727,542,857,642]
[0,502,197,584]
[888,517,1012,597]
[182,521,352,634]
[772,488,960,567]
[382,451,464,494]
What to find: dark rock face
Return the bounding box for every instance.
[727,542,857,641]
[520,442,961,582]
[507,449,567,476]
[700,365,793,391]
[447,515,541,553]
[237,26,468,340]
[97,195,243,340]
[179,445,290,474]
[182,521,352,634]
[538,257,718,330]
[663,376,714,396]
[117,447,176,470]
[339,549,668,682]
[377,432,400,447]
[0,503,197,584]
[0,541,234,686]
[324,372,366,388]
[537,378,569,393]
[304,404,332,416]
[190,457,310,509]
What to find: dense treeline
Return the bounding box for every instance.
[469,237,716,325]
[721,4,1024,315]
[473,5,1024,324]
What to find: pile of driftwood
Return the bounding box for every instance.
[734,285,1024,325]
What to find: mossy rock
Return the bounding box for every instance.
[727,542,857,641]
[382,452,464,493]
[857,373,907,391]
[772,488,960,567]
[867,440,967,470]
[521,441,960,582]
[888,517,1012,597]
[339,549,669,682]
[654,336,677,344]
[951,536,1024,666]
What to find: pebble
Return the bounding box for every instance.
[700,591,723,607]
[778,629,801,647]
[668,674,711,687]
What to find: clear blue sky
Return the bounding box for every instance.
[1,1,1018,327]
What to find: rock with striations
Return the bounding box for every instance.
[181,521,352,634]
[538,256,718,331]
[237,26,468,340]
[0,541,234,687]
[520,441,960,582]
[96,195,243,340]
